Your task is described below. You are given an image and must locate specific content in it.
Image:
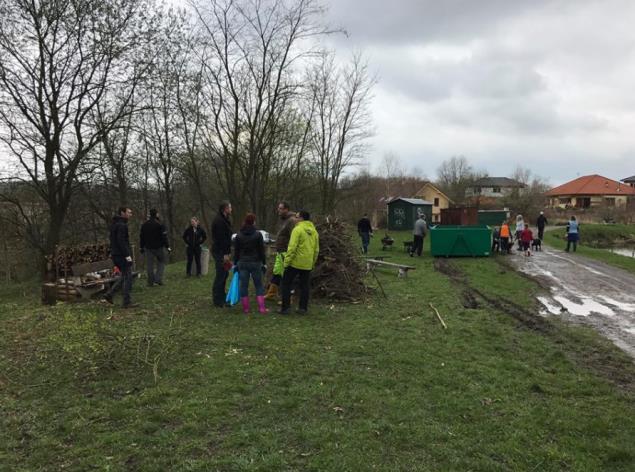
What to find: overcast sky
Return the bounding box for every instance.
[323,0,635,185]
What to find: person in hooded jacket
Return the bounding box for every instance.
[280,210,319,315]
[233,213,268,314]
[104,207,137,308]
[536,211,548,240]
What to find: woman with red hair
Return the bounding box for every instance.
[233,213,268,313]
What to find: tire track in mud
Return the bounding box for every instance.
[433,258,635,392]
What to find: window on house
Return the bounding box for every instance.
[434,197,439,207]
[492,187,501,193]
[605,198,616,207]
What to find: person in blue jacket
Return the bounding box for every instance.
[565,215,580,252]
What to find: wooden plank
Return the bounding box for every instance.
[71,259,113,276]
[366,259,415,270]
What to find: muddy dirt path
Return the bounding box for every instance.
[507,246,635,357]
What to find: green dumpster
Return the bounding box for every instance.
[430,225,491,257]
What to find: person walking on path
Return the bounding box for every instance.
[233,213,268,314]
[264,201,295,300]
[104,207,137,308]
[211,201,233,307]
[500,220,512,254]
[183,216,207,277]
[514,214,525,251]
[520,225,534,257]
[140,208,171,286]
[565,215,580,252]
[536,211,548,240]
[409,213,427,257]
[280,210,319,315]
[357,213,373,254]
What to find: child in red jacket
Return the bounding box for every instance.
[520,226,534,256]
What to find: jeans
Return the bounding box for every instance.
[212,253,229,306]
[411,235,424,256]
[145,248,165,284]
[566,233,578,252]
[281,266,311,311]
[186,246,202,275]
[360,232,370,254]
[238,261,264,297]
[108,256,133,306]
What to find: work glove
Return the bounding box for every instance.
[125,256,132,262]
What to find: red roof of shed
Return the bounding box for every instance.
[545,175,635,196]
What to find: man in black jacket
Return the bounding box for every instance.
[140,209,171,286]
[211,201,233,307]
[357,213,373,254]
[104,207,137,308]
[183,216,207,277]
[536,211,548,240]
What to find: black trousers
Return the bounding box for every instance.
[538,227,545,240]
[281,266,311,311]
[411,235,424,256]
[186,245,202,275]
[212,253,229,306]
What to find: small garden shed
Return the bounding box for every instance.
[387,198,433,231]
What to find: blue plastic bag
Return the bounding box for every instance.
[225,268,240,305]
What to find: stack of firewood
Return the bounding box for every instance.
[51,242,111,275]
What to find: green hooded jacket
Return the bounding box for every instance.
[284,220,319,270]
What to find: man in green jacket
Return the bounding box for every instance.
[279,210,319,315]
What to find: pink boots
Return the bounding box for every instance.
[241,297,250,313]
[257,295,268,314]
[241,296,268,314]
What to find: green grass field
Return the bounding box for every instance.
[543,224,635,276]
[2,232,634,471]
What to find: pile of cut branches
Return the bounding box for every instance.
[311,217,368,300]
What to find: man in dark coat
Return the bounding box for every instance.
[211,201,233,307]
[264,201,295,300]
[357,213,373,254]
[536,211,548,240]
[183,216,207,277]
[104,207,137,308]
[140,208,171,286]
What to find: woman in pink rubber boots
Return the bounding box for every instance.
[233,213,268,314]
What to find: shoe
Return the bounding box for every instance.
[102,294,113,305]
[122,303,139,309]
[278,308,290,315]
[241,297,250,314]
[263,283,278,300]
[257,295,269,314]
[296,308,307,315]
[155,281,163,286]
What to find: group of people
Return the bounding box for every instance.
[208,201,319,315]
[492,212,580,256]
[104,201,320,314]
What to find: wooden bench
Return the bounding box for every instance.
[366,259,416,278]
[71,259,117,299]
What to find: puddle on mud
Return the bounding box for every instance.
[538,294,616,317]
[608,247,635,258]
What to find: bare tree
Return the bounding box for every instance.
[436,155,485,204]
[0,0,153,265]
[193,0,328,224]
[307,51,375,214]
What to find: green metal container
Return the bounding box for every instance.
[430,225,492,257]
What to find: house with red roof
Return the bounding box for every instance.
[545,174,635,208]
